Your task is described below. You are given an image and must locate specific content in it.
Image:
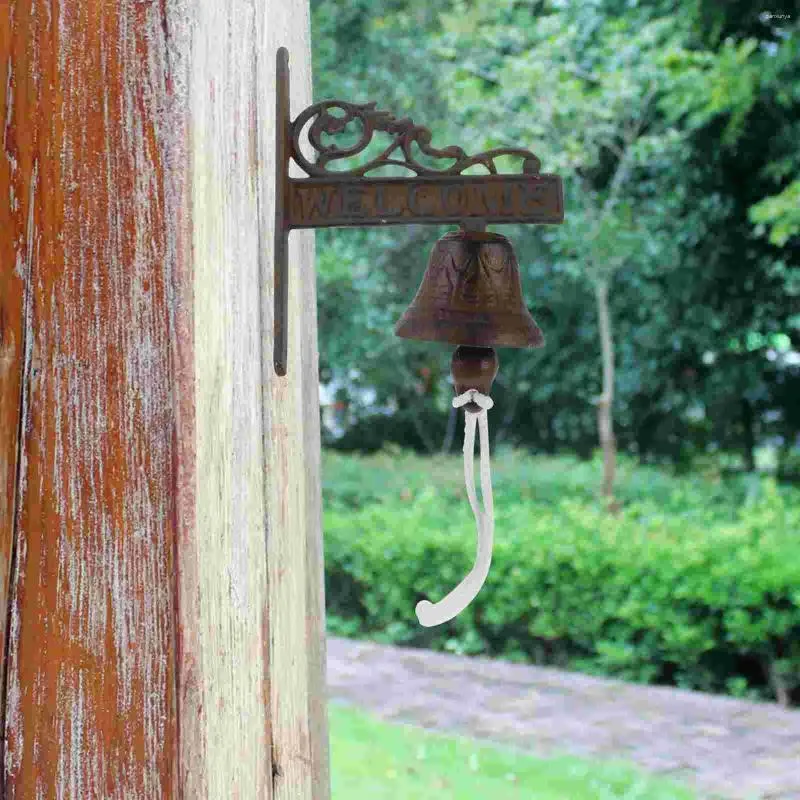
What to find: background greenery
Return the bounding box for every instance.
[312,3,800,792]
[323,446,800,706]
[311,0,799,474]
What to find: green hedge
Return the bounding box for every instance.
[322,447,800,705]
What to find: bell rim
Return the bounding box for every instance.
[394,315,545,349]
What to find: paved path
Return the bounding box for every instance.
[326,636,800,800]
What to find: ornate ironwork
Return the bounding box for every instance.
[273,46,564,378]
[290,100,542,178]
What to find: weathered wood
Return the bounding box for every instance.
[263,21,330,800]
[0,9,26,791]
[0,1,328,797]
[1,2,181,796]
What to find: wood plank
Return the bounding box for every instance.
[0,1,181,796]
[180,0,330,797]
[1,1,329,796]
[181,3,329,796]
[184,0,273,795]
[264,17,330,799]
[0,7,26,768]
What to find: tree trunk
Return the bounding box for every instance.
[635,405,667,463]
[441,402,458,454]
[493,383,522,450]
[594,280,617,506]
[0,2,329,797]
[741,397,757,472]
[410,407,436,454]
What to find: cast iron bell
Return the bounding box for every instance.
[395,227,544,409]
[395,228,544,349]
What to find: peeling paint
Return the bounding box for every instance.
[1,1,327,797]
[2,1,182,796]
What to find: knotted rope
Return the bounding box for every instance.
[415,388,495,627]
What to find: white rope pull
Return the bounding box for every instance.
[416,388,495,627]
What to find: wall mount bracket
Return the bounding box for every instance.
[273,46,564,377]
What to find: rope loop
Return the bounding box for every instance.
[452,388,494,411]
[416,388,495,627]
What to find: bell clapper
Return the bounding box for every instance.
[451,346,498,413]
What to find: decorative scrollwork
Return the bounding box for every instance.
[290,100,541,178]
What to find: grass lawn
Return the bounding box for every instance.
[329,701,696,800]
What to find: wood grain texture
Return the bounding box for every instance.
[186,1,272,795]
[182,2,329,796]
[262,15,331,797]
[0,1,182,797]
[0,7,26,768]
[1,0,329,797]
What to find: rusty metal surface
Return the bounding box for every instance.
[394,229,544,350]
[274,47,291,376]
[287,173,563,229]
[290,99,542,178]
[284,94,563,228]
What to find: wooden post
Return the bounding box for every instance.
[0,2,329,798]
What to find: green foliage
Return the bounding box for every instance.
[751,180,800,247]
[323,447,800,704]
[330,702,696,799]
[312,0,800,470]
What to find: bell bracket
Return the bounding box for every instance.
[274,46,564,376]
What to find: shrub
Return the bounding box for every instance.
[322,447,800,704]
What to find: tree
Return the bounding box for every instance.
[435,2,696,503]
[311,0,462,454]
[655,0,800,471]
[310,0,800,477]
